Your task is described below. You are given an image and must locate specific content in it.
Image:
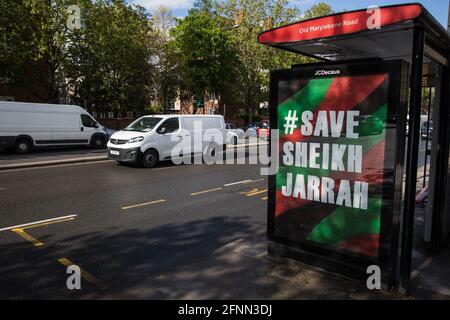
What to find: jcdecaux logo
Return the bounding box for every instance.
[314,70,341,76]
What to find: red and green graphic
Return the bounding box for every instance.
[275,74,389,258]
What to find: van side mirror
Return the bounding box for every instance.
[94,123,99,128]
[158,127,167,134]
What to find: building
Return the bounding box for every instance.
[0,60,49,103]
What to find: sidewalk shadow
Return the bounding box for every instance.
[0,216,263,299]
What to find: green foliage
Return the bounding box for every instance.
[2,0,153,114]
[147,7,180,113]
[66,0,152,114]
[0,0,335,118]
[303,2,333,20]
[215,0,307,116]
[1,0,77,102]
[171,9,237,100]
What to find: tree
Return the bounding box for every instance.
[171,8,238,114]
[66,0,153,115]
[303,2,333,20]
[2,0,154,115]
[147,6,180,113]
[1,0,79,103]
[215,0,306,122]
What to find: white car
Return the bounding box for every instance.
[107,115,227,167]
[0,101,108,153]
[226,123,245,145]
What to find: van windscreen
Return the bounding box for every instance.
[124,117,162,132]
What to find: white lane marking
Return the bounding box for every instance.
[151,166,174,171]
[191,188,223,196]
[230,142,267,149]
[224,180,253,187]
[0,214,78,232]
[121,199,166,210]
[0,187,6,190]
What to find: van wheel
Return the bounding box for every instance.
[14,139,32,154]
[203,143,218,164]
[142,149,159,168]
[232,136,238,145]
[91,136,106,149]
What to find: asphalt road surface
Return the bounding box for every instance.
[0,155,268,299]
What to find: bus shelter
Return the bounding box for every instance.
[258,3,450,294]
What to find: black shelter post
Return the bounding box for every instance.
[423,85,432,189]
[431,53,450,250]
[399,27,425,295]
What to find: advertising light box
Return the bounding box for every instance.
[268,60,408,285]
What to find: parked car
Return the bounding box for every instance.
[355,115,384,136]
[107,115,227,167]
[421,120,433,140]
[0,101,108,154]
[104,127,118,138]
[257,124,270,139]
[245,122,270,138]
[225,123,245,145]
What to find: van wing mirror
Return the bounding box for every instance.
[158,127,167,134]
[94,122,99,128]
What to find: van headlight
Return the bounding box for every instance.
[128,136,144,143]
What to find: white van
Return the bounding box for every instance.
[107,115,227,167]
[0,101,108,153]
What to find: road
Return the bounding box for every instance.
[0,155,268,299]
[0,136,434,299]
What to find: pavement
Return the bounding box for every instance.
[86,230,450,300]
[0,147,108,169]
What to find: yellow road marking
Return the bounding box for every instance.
[121,199,166,210]
[261,196,268,201]
[11,228,43,247]
[58,258,108,290]
[240,188,258,196]
[246,189,268,197]
[190,187,223,196]
[10,217,75,247]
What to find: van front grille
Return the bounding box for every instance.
[110,139,128,145]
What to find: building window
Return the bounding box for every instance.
[108,111,114,119]
[0,71,13,84]
[0,96,15,101]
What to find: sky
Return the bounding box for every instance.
[128,0,450,27]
